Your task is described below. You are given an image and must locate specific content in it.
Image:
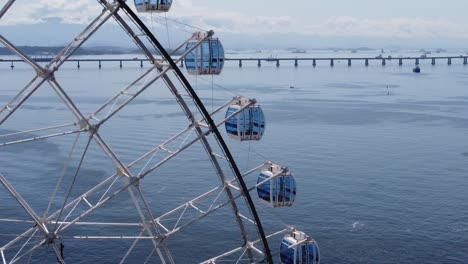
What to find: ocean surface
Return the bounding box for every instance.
[1,51,468,263]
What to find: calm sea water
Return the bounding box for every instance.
[1,52,468,263]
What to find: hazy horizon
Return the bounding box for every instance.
[1,0,468,50]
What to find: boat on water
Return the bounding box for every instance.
[413,66,421,73]
[291,49,307,54]
[266,54,277,61]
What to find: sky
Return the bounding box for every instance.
[1,0,468,50]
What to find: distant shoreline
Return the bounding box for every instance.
[0,46,184,56]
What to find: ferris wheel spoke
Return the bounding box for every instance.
[3,229,39,264]
[107,0,209,65]
[119,228,144,264]
[51,134,93,232]
[90,9,260,255]
[0,36,44,73]
[8,239,46,264]
[151,62,255,259]
[90,35,214,127]
[0,129,83,148]
[202,228,290,264]
[47,4,119,70]
[0,175,49,234]
[89,66,158,121]
[46,80,89,123]
[95,67,172,126]
[101,4,156,62]
[0,226,39,254]
[0,6,119,126]
[128,187,174,264]
[51,243,65,264]
[44,132,82,218]
[0,0,16,19]
[0,76,47,126]
[45,77,135,180]
[152,162,278,241]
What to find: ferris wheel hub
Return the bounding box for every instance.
[45,233,58,244]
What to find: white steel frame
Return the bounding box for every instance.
[0,1,308,263]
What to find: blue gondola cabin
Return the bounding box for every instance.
[185,32,224,75]
[256,164,296,208]
[280,230,320,264]
[134,0,172,13]
[225,97,265,141]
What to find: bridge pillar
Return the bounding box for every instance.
[365,59,369,66]
[448,58,451,65]
[382,59,386,66]
[276,60,280,67]
[313,59,316,67]
[140,60,143,68]
[77,61,80,69]
[257,60,261,67]
[348,59,351,67]
[98,60,102,69]
[10,61,14,69]
[294,59,298,67]
[119,60,122,68]
[399,58,403,66]
[239,60,242,68]
[330,59,334,67]
[415,58,419,65]
[464,57,467,65]
[431,58,436,65]
[180,59,184,68]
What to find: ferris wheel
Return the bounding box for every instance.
[0,0,320,263]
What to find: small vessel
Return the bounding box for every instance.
[413,66,421,73]
[291,49,306,54]
[266,54,277,61]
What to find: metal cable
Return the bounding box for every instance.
[44,132,81,218]
[52,135,93,232]
[154,14,208,32]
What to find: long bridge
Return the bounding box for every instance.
[1,55,467,69]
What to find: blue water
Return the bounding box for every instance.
[1,55,468,263]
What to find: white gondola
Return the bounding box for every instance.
[280,230,320,264]
[185,32,224,75]
[225,97,265,141]
[256,164,296,208]
[134,0,172,13]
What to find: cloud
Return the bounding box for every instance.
[304,16,468,39]
[0,0,101,25]
[1,0,468,41]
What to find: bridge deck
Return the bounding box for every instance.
[1,55,467,67]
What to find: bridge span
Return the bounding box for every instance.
[1,55,467,69]
[229,56,468,68]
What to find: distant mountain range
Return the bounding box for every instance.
[0,46,185,56]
